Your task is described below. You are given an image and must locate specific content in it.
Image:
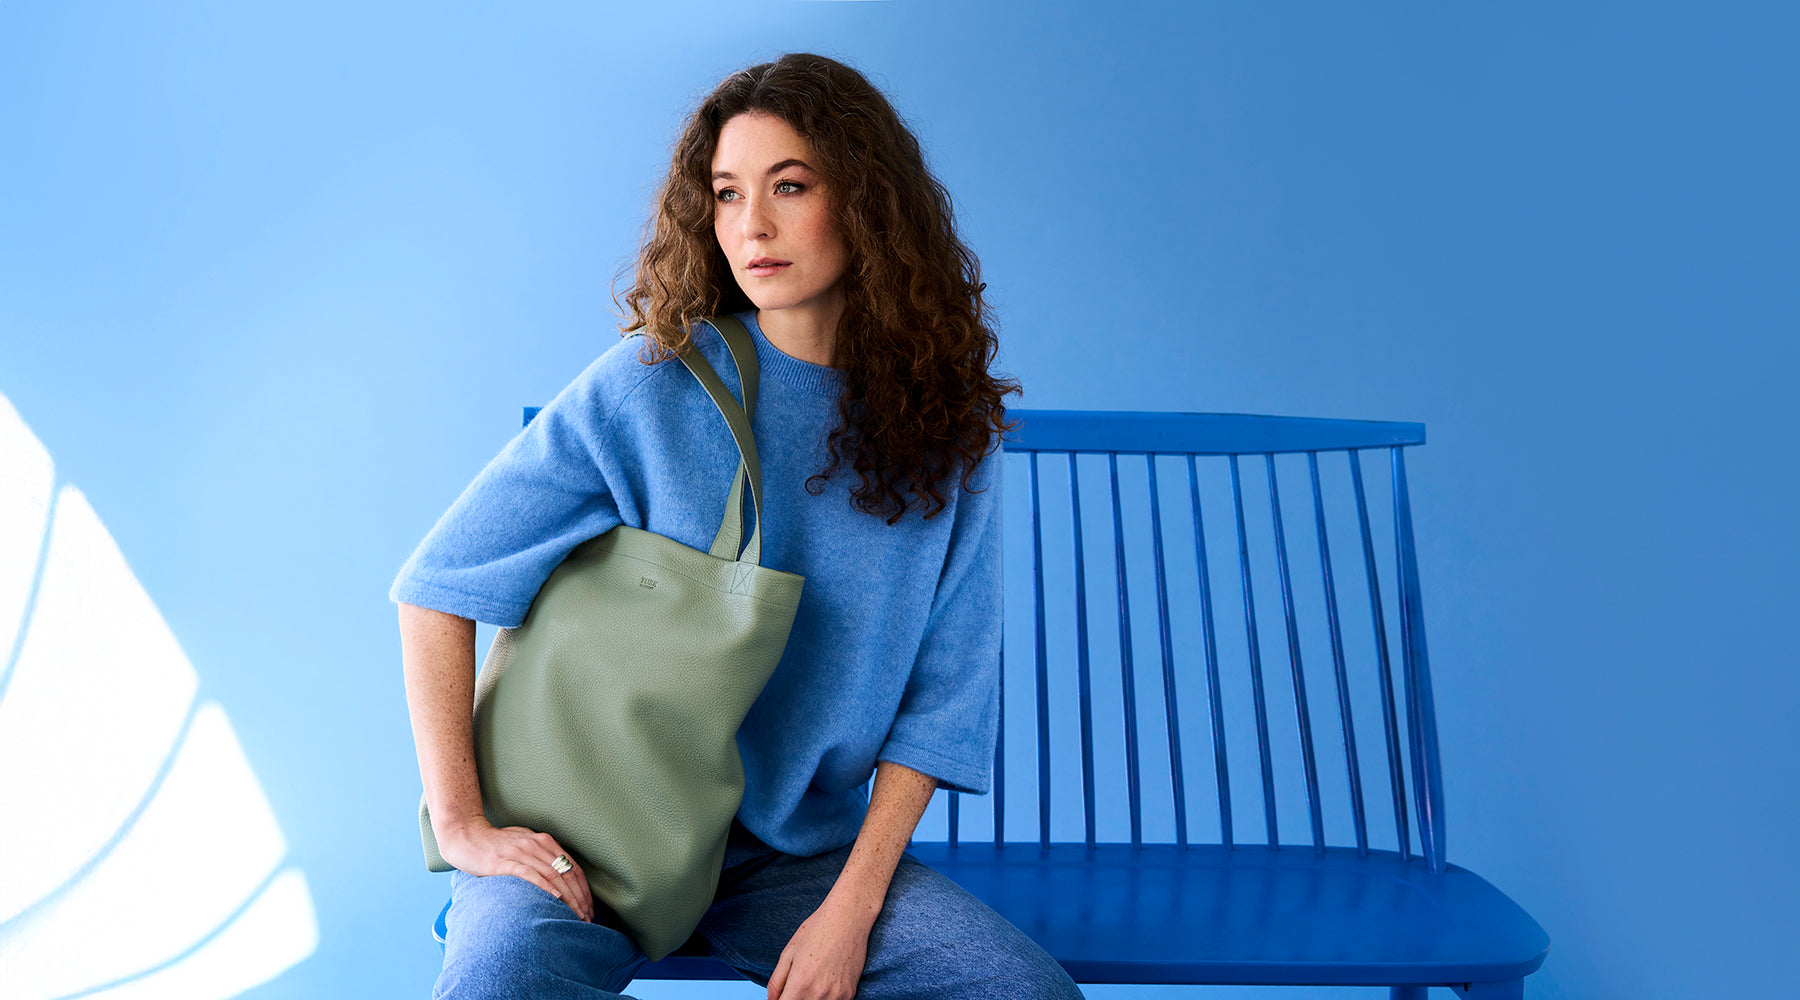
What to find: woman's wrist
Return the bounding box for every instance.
[433,811,493,851]
[820,885,883,934]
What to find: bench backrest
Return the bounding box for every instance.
[945,410,1447,873]
[522,403,1449,873]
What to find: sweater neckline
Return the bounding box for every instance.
[734,309,844,397]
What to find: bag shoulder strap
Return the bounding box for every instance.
[704,317,757,560]
[676,315,764,565]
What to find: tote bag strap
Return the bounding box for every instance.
[702,316,758,561]
[677,315,766,565]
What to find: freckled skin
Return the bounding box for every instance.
[711,112,851,370]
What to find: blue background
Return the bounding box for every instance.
[2,1,1795,997]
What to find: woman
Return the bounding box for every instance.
[394,52,1083,1000]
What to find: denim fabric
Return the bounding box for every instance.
[436,819,1083,999]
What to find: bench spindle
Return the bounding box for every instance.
[1229,454,1280,846]
[1146,457,1189,849]
[1188,455,1233,847]
[1030,453,1052,849]
[1350,448,1411,858]
[1069,453,1098,848]
[1309,451,1369,854]
[1392,447,1446,873]
[994,651,1005,846]
[1107,453,1144,849]
[1266,453,1326,851]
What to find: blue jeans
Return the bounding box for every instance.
[437,818,1084,998]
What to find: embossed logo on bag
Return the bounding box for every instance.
[639,576,657,590]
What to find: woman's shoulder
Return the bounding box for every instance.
[547,333,689,426]
[538,319,750,440]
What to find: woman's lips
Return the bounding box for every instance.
[747,261,790,277]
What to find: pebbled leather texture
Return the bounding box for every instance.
[417,316,804,961]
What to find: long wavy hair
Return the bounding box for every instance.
[617,52,1019,524]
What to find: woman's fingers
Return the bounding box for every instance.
[523,831,594,923]
[539,847,593,924]
[500,857,567,906]
[550,852,596,924]
[767,949,792,1000]
[442,821,597,923]
[513,830,593,923]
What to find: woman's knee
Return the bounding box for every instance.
[862,859,1084,999]
[437,874,642,998]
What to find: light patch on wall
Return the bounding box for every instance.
[0,393,317,998]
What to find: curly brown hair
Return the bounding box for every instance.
[617,52,1019,524]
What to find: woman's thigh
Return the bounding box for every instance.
[437,870,647,1000]
[697,846,1084,999]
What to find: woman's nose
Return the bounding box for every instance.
[740,197,773,240]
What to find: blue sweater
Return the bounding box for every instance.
[390,309,1002,857]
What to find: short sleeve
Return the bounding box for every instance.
[387,352,639,627]
[876,449,1005,795]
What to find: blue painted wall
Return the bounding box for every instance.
[2,1,1793,997]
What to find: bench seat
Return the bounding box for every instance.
[625,844,1548,988]
[905,843,1548,986]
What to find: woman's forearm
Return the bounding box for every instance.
[824,759,939,930]
[399,602,487,838]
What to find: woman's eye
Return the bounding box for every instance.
[715,181,802,202]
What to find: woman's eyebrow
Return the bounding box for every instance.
[712,158,815,182]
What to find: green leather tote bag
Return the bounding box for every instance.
[418,315,804,961]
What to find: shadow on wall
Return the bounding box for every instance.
[0,392,318,999]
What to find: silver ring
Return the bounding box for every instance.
[550,854,573,875]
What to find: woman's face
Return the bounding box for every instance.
[711,112,850,320]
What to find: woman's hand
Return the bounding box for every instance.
[766,897,872,1000]
[400,603,594,924]
[438,815,596,924]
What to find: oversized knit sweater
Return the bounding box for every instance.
[390,309,1002,857]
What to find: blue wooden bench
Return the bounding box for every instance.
[436,409,1549,997]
